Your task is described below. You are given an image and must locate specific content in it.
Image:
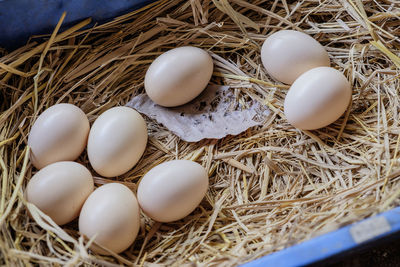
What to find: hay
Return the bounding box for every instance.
[1,0,400,265]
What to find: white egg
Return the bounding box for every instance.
[284,67,352,130]
[25,161,94,225]
[87,107,148,177]
[144,46,214,107]
[79,183,140,254]
[261,30,330,84]
[137,160,208,222]
[28,103,89,169]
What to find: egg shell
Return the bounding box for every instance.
[144,46,214,107]
[87,107,148,177]
[28,103,90,169]
[79,183,140,255]
[25,161,94,225]
[137,160,208,222]
[261,30,330,84]
[284,67,352,130]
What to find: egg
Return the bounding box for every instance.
[28,103,90,169]
[144,46,214,107]
[284,67,352,130]
[87,107,147,177]
[79,183,140,255]
[137,160,208,222]
[261,30,330,84]
[25,161,94,225]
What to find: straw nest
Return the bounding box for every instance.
[1,0,400,266]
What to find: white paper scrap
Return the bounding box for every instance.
[127,85,270,142]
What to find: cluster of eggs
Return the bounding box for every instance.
[25,45,215,254]
[25,29,351,255]
[261,30,352,130]
[26,104,209,254]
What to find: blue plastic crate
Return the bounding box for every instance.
[241,207,400,266]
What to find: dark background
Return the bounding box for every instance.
[310,234,400,267]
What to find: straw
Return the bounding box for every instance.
[1,0,400,265]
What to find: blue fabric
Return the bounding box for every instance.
[0,0,157,49]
